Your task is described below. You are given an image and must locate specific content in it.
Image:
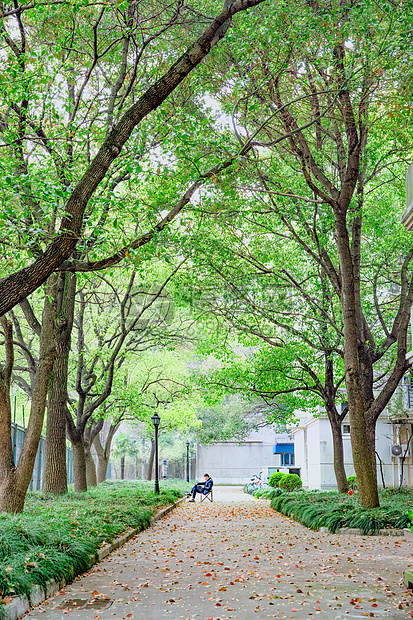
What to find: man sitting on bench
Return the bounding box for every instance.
[188,473,213,502]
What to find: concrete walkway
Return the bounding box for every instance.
[26,487,412,619]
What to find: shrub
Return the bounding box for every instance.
[407,510,413,532]
[278,473,302,491]
[253,488,267,498]
[253,487,284,500]
[347,475,358,490]
[270,488,412,534]
[269,472,287,487]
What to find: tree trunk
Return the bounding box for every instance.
[146,439,155,481]
[330,420,348,493]
[334,215,379,508]
[0,472,27,513]
[94,424,118,484]
[0,278,58,512]
[72,437,87,492]
[97,453,109,483]
[44,273,76,494]
[83,420,103,488]
[120,455,125,480]
[0,318,22,512]
[365,416,378,479]
[43,377,68,495]
[85,445,97,487]
[323,355,348,493]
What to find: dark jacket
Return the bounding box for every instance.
[203,478,213,493]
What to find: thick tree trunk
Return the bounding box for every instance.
[72,437,87,492]
[349,405,378,506]
[97,454,109,483]
[94,422,119,483]
[331,421,348,493]
[44,273,76,494]
[335,216,379,508]
[365,416,378,477]
[83,420,103,488]
[0,278,58,512]
[0,472,27,513]
[85,446,97,487]
[94,428,116,484]
[43,375,68,494]
[146,439,155,481]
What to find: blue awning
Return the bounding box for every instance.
[273,443,294,454]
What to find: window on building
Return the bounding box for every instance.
[274,443,294,467]
[342,424,350,435]
[281,453,295,466]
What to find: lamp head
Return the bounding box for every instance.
[186,441,190,447]
[151,412,161,428]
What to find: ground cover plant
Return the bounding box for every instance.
[0,481,188,611]
[271,488,413,535]
[252,487,283,500]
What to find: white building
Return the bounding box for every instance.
[293,403,413,489]
[196,426,295,485]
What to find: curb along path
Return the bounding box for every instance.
[3,498,186,620]
[24,487,412,620]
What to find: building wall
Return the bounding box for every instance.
[197,426,287,485]
[293,425,307,486]
[197,442,276,484]
[293,410,413,489]
[307,418,321,489]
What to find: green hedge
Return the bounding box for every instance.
[347,475,358,490]
[252,487,284,500]
[278,473,302,491]
[0,480,189,609]
[271,488,412,534]
[268,472,287,487]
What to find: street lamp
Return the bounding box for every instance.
[186,441,190,483]
[151,412,161,494]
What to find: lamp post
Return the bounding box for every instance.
[151,412,160,494]
[186,441,190,483]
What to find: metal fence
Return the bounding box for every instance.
[11,423,74,490]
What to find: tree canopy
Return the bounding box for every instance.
[1,0,413,511]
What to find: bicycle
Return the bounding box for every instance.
[246,471,269,494]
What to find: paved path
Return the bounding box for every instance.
[26,487,412,620]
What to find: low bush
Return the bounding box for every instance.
[252,487,283,500]
[347,475,358,490]
[268,472,287,487]
[253,488,268,498]
[407,510,413,532]
[278,473,302,491]
[271,488,412,534]
[0,480,188,610]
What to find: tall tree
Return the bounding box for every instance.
[182,0,413,506]
[0,0,267,318]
